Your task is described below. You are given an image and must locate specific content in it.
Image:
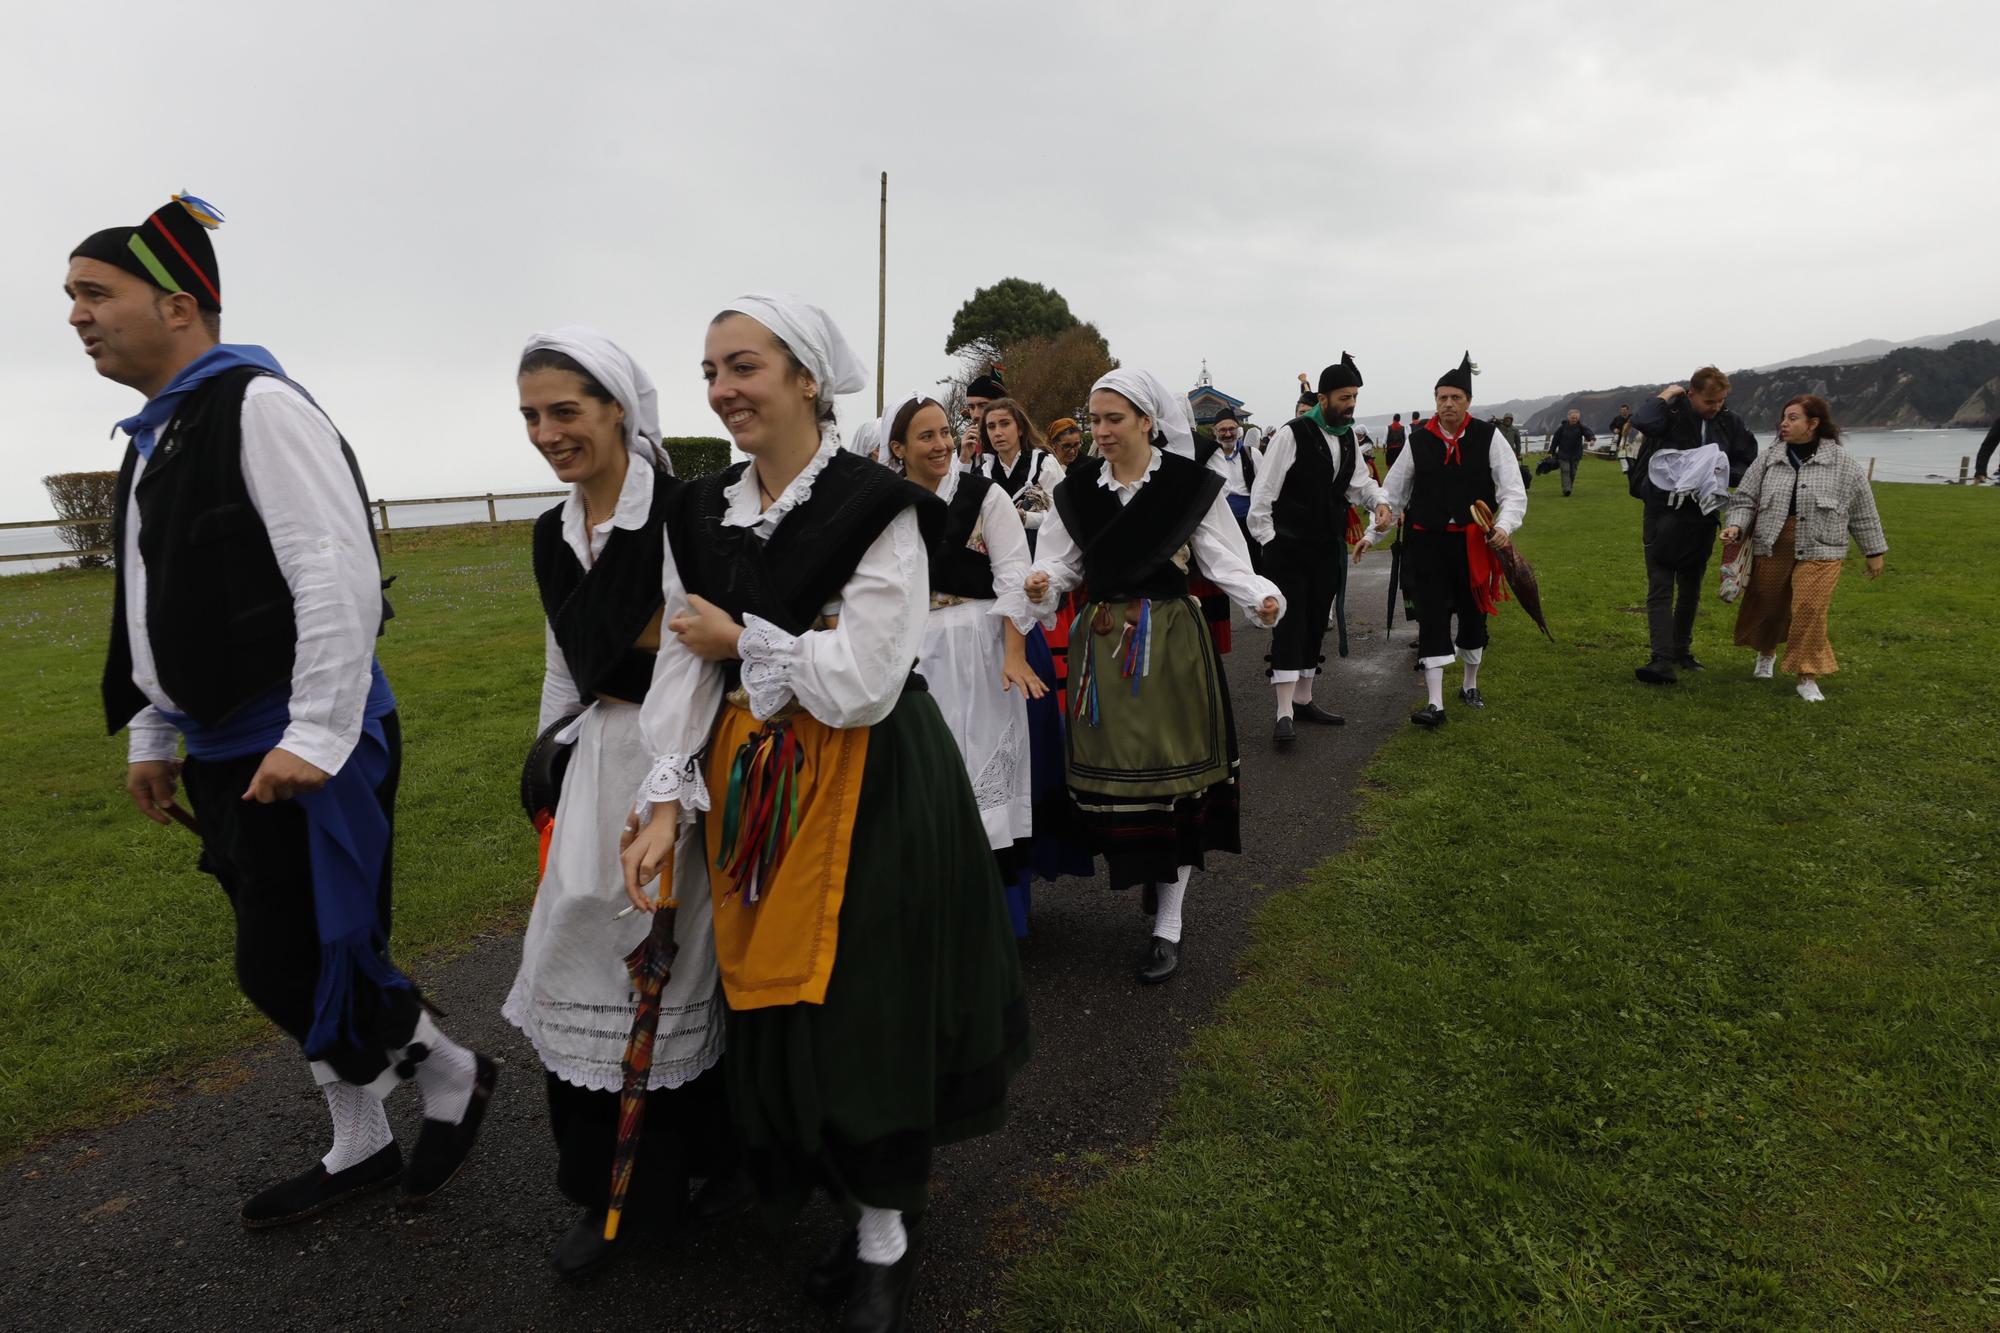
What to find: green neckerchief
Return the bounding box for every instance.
[1307,405,1353,437]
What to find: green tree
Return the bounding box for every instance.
[945,278,1079,355]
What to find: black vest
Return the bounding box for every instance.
[930,474,997,601]
[1193,436,1257,496]
[533,467,678,705]
[102,367,388,733]
[1050,451,1223,602]
[1406,417,1501,530]
[986,448,1054,499]
[1271,416,1356,545]
[664,453,945,684]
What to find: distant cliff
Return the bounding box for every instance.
[1522,339,2000,435]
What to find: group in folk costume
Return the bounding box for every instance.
[1360,352,1527,729]
[1025,369,1285,985]
[883,390,1052,936]
[68,194,495,1228]
[503,329,731,1278]
[618,295,1029,1331]
[1246,354,1393,746]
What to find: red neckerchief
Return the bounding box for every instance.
[1424,411,1469,465]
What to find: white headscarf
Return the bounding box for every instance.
[1091,368,1196,459]
[520,327,667,473]
[846,418,883,461]
[717,292,869,400]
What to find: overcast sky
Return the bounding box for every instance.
[7,0,1994,515]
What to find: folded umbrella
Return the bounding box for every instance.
[603,896,680,1241]
[1470,500,1553,641]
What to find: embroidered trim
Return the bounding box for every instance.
[636,751,710,817]
[737,614,799,719]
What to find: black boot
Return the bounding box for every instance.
[1634,657,1678,685]
[403,1053,499,1201]
[692,1166,758,1222]
[240,1141,402,1229]
[840,1221,924,1332]
[549,1207,620,1280]
[1409,703,1447,729]
[805,1225,859,1305]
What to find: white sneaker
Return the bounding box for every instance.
[1754,654,1776,679]
[1797,680,1824,703]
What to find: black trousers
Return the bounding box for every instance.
[544,1066,735,1218]
[1977,429,1999,478]
[1262,536,1342,673]
[1641,509,1713,660]
[1408,529,1487,661]
[179,712,418,1085]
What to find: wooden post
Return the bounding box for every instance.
[1867,456,1876,481]
[486,493,497,524]
[1960,456,1971,482]
[377,498,390,532]
[876,171,888,415]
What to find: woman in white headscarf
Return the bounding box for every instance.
[1025,369,1284,986]
[618,296,1029,1330]
[502,328,728,1278]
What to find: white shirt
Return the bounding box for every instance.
[1028,449,1286,626]
[1246,418,1387,546]
[935,467,1039,632]
[1364,420,1529,545]
[124,378,383,773]
[1205,440,1253,499]
[538,452,658,731]
[636,441,928,818]
[985,448,1065,529]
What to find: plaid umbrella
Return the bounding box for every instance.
[602,898,681,1241]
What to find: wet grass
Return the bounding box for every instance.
[1002,466,2000,1329]
[0,522,546,1157]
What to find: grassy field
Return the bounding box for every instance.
[1002,464,2000,1329]
[0,523,546,1157]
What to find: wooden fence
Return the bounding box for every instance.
[0,489,567,564]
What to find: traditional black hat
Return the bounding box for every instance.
[1435,351,1476,395]
[1317,352,1363,393]
[1212,406,1239,425]
[70,193,225,312]
[966,370,1006,399]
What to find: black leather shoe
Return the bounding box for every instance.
[1273,715,1296,747]
[840,1226,924,1332]
[1297,701,1345,725]
[1409,703,1447,729]
[240,1141,402,1228]
[402,1053,498,1202]
[805,1225,859,1305]
[692,1166,758,1222]
[1136,936,1180,984]
[1635,658,1678,685]
[1676,654,1705,672]
[550,1207,620,1280]
[1457,687,1485,708]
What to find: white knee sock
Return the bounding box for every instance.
[321,1079,394,1173]
[1273,679,1295,720]
[400,1012,480,1125]
[1295,673,1315,705]
[857,1205,908,1264]
[1462,659,1481,690]
[1152,866,1190,943]
[1424,666,1445,709]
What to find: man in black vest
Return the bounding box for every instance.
[1195,406,1258,542]
[1627,367,1759,683]
[1363,353,1528,728]
[64,195,495,1228]
[1248,354,1392,746]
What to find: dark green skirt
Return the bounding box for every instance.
[721,686,1031,1216]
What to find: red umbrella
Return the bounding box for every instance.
[602,898,681,1240]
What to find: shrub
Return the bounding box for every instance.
[40,471,118,568]
[663,436,732,478]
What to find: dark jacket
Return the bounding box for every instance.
[1628,394,1759,510]
[1549,421,1594,460]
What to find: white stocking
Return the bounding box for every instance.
[1152,866,1191,943]
[1424,666,1445,709]
[1273,679,1296,720]
[857,1205,908,1264]
[320,1079,393,1173]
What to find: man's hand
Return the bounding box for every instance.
[1486,526,1513,550]
[127,759,182,825]
[1659,384,1686,401]
[668,594,745,662]
[242,748,330,804]
[1254,595,1281,626]
[1024,570,1051,603]
[1374,503,1394,531]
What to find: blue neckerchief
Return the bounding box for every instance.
[115,343,286,458]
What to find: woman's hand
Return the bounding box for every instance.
[1024,570,1051,603]
[1001,650,1048,700]
[1720,525,1742,544]
[668,594,744,662]
[1865,554,1884,579]
[1254,595,1281,626]
[620,805,681,913]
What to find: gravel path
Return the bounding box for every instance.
[3,559,1416,1332]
